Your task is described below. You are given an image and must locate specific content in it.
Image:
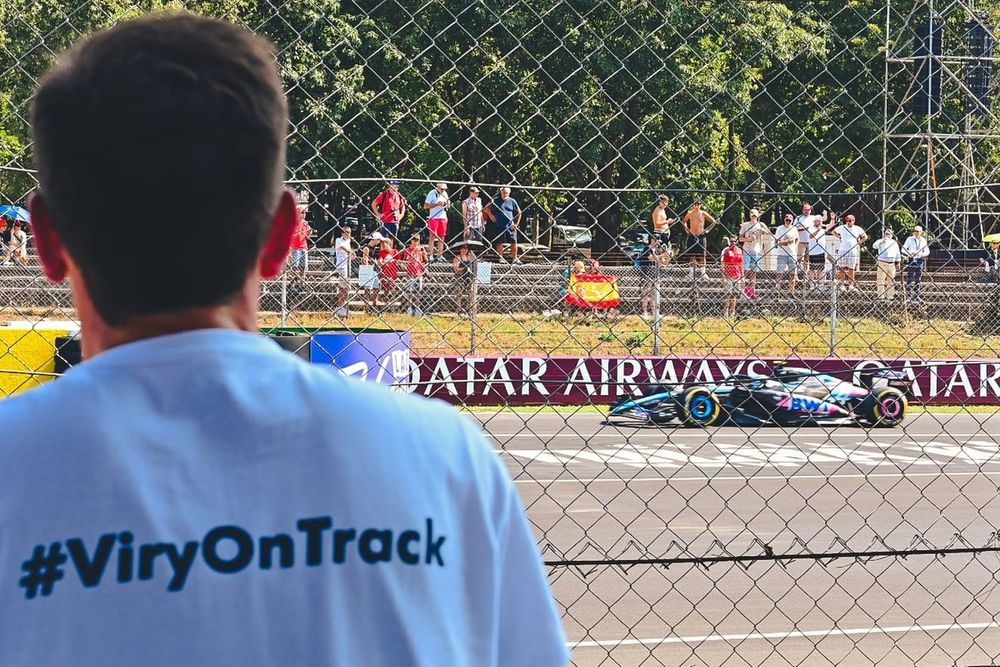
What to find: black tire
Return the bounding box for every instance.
[858,386,907,427]
[681,387,722,426]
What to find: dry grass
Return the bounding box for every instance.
[258,311,1000,359]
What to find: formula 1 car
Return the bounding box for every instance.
[606,365,911,427]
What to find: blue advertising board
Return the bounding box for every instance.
[310,329,412,390]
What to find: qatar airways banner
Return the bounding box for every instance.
[404,356,1000,406]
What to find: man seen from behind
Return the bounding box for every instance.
[3,14,569,667]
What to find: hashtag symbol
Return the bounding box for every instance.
[19,543,67,600]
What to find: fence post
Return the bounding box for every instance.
[280,271,289,327]
[829,272,838,357]
[652,265,661,355]
[470,257,478,354]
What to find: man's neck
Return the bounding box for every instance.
[71,270,261,359]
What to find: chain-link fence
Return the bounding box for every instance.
[4,1,1000,665]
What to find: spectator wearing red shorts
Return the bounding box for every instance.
[721,236,744,318]
[377,237,399,311]
[402,234,428,316]
[423,182,450,262]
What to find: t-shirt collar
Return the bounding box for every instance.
[71,328,278,371]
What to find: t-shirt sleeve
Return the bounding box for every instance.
[490,456,570,667]
[425,191,436,205]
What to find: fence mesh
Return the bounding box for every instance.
[4,1,1000,665]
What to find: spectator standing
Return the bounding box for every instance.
[832,214,868,291]
[902,224,930,303]
[287,203,311,292]
[978,240,999,283]
[721,236,744,318]
[12,14,568,667]
[774,213,799,294]
[361,231,385,313]
[807,211,837,290]
[682,199,717,278]
[453,242,476,315]
[333,226,354,317]
[423,181,450,262]
[370,178,406,241]
[738,208,768,300]
[2,221,28,266]
[636,235,667,320]
[793,203,827,277]
[651,194,676,243]
[462,186,485,243]
[377,237,399,311]
[403,234,428,316]
[872,229,900,300]
[485,187,522,264]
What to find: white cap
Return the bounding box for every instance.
[913,225,923,232]
[370,232,385,241]
[749,208,760,216]
[436,182,448,190]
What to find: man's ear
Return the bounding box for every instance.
[28,191,68,283]
[259,188,297,279]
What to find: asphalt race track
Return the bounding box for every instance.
[474,410,1000,667]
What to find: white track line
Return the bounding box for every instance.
[569,621,1000,648]
[487,432,994,439]
[514,470,1000,484]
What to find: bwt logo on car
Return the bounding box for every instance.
[778,396,833,413]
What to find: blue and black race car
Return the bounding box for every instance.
[606,365,911,427]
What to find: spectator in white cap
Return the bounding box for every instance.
[423,181,450,262]
[832,214,867,291]
[872,228,900,300]
[902,224,930,303]
[738,207,768,300]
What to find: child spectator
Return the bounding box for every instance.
[721,236,744,318]
[378,237,399,311]
[403,235,428,316]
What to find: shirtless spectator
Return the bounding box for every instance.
[651,194,675,244]
[682,199,717,279]
[738,208,768,300]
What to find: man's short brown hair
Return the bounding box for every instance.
[32,13,287,325]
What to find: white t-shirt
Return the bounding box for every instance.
[835,224,866,253]
[808,222,826,255]
[873,238,901,262]
[425,189,449,220]
[334,236,352,273]
[739,221,768,255]
[0,330,569,667]
[794,214,821,244]
[774,224,798,257]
